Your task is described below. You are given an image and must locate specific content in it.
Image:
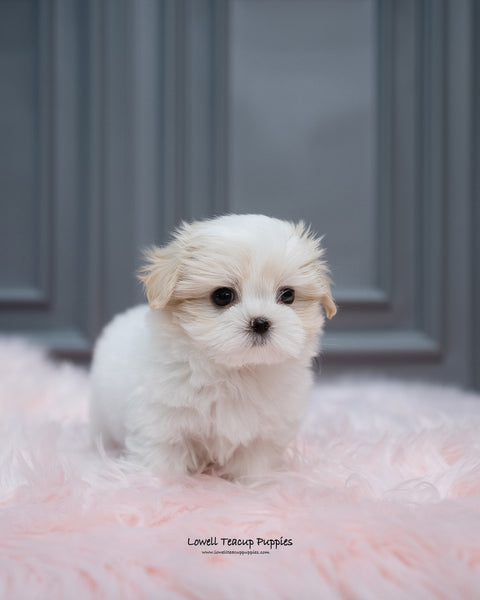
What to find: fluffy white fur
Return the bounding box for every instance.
[89,214,336,479]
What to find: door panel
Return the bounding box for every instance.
[0,0,477,389]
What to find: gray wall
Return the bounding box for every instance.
[0,0,479,390]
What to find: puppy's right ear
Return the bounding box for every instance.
[137,245,180,310]
[320,287,337,320]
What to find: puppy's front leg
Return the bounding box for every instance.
[125,434,200,476]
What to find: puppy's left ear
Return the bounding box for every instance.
[137,245,180,310]
[320,286,337,319]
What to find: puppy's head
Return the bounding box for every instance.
[138,214,336,368]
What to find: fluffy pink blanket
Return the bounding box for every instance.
[1,338,479,599]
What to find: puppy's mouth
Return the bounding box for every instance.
[209,319,303,367]
[249,332,269,347]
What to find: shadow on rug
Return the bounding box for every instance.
[1,338,480,599]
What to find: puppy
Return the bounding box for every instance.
[89,214,336,480]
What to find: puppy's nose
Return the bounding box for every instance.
[250,317,271,335]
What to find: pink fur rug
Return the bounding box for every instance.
[1,338,480,599]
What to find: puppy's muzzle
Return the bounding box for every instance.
[250,317,271,336]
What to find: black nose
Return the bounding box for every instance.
[250,317,271,335]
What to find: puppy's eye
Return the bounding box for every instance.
[212,287,236,307]
[278,288,295,305]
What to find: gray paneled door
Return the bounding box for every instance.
[1,0,479,389]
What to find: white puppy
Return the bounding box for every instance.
[89,214,336,480]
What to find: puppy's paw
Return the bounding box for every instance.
[221,439,284,481]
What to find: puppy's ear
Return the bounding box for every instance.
[137,245,180,310]
[295,223,337,319]
[320,286,337,319]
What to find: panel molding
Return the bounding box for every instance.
[332,0,393,311]
[0,287,49,307]
[323,329,441,361]
[220,0,446,360]
[333,0,392,311]
[83,0,106,339]
[0,0,53,309]
[162,0,187,233]
[0,0,109,358]
[131,0,163,255]
[212,0,230,216]
[35,0,54,307]
[413,0,446,347]
[159,0,230,230]
[332,287,390,308]
[375,0,394,309]
[473,0,480,389]
[332,0,445,360]
[26,329,91,357]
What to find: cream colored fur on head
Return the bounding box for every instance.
[89,214,336,480]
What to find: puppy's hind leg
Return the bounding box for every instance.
[88,396,121,452]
